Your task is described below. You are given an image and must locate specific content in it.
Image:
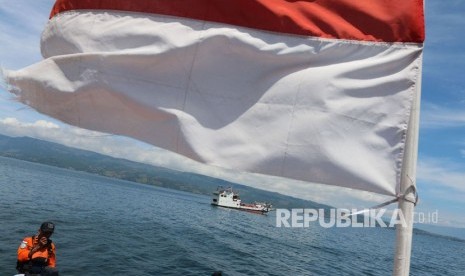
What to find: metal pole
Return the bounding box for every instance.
[393,188,416,276]
[392,57,422,276]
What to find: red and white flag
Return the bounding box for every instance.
[5,0,425,196]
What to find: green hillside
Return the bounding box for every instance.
[0,134,328,209]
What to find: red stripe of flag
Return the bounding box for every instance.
[50,0,424,43]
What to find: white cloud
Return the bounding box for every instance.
[417,157,465,193]
[1,117,59,132]
[420,102,465,129]
[33,119,60,129]
[0,115,196,171]
[1,116,463,227]
[0,116,396,209]
[0,0,55,69]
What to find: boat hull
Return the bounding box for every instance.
[211,203,269,214]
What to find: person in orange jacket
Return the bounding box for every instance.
[17,221,59,276]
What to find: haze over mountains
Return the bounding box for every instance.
[1,134,464,241]
[0,134,327,209]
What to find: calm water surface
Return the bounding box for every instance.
[0,157,463,275]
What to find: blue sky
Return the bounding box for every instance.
[0,0,464,228]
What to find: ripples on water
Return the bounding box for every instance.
[0,157,464,275]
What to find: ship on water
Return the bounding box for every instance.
[211,186,273,214]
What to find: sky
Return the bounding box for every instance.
[0,0,464,228]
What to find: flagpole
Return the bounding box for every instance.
[393,63,422,276]
[393,187,416,276]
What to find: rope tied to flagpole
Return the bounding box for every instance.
[344,187,418,217]
[400,184,419,206]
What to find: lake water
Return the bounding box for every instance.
[0,157,463,275]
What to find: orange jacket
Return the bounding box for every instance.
[17,236,56,268]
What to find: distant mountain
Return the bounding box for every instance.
[3,134,463,241]
[0,134,328,209]
[414,223,465,242]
